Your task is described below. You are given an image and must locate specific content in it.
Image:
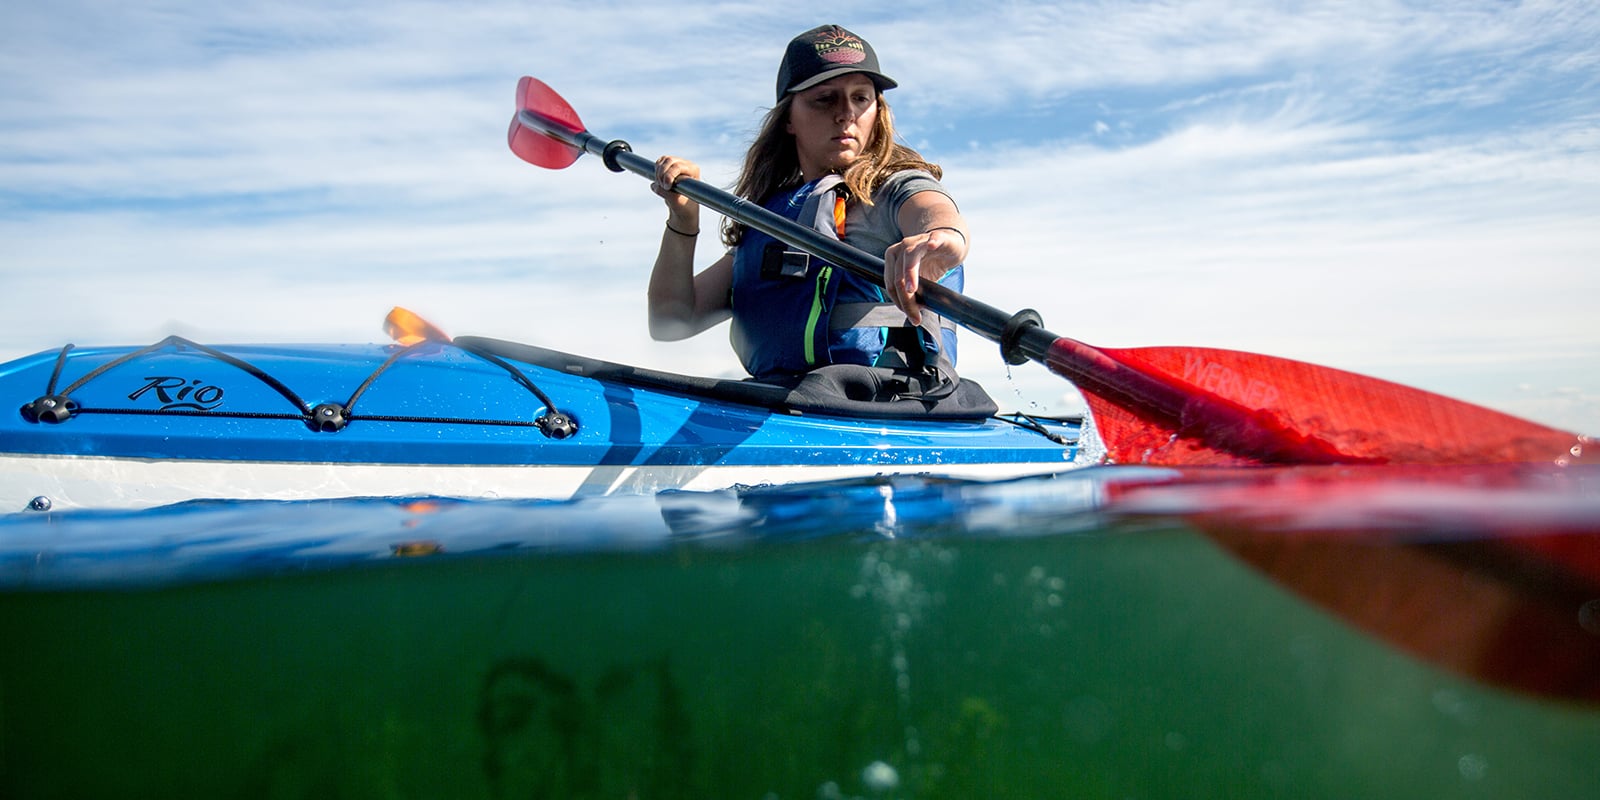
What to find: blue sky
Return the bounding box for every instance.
[3,0,1597,433]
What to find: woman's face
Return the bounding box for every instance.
[786,73,879,180]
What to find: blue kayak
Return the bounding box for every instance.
[0,332,1079,512]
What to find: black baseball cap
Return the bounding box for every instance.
[774,24,898,102]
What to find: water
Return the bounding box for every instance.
[2,465,1598,798]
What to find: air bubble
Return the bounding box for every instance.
[1458,754,1488,781]
[1579,599,1600,636]
[861,760,899,792]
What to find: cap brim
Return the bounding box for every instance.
[786,67,898,96]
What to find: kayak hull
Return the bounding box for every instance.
[0,336,1079,512]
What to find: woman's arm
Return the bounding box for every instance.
[648,250,733,340]
[646,155,733,340]
[883,190,969,326]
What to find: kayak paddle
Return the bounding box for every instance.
[507,77,1591,468]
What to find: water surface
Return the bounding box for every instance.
[3,465,1597,798]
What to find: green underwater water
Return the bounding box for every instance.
[2,527,1597,799]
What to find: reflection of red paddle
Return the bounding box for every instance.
[507,76,1589,468]
[1106,466,1600,704]
[1214,529,1600,705]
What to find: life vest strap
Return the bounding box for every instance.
[830,302,955,332]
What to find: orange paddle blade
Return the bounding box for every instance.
[383,307,451,346]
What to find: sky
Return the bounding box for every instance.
[3,0,1597,434]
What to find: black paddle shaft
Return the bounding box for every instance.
[516,109,1056,368]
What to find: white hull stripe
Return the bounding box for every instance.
[2,453,1074,513]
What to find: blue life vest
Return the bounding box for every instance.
[729,177,962,380]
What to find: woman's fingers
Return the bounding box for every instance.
[653,157,703,220]
[653,156,700,191]
[883,243,925,326]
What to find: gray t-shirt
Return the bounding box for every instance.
[842,170,952,257]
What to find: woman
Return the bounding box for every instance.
[647,24,971,387]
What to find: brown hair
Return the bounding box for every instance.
[721,92,941,248]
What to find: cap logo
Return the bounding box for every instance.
[812,30,867,65]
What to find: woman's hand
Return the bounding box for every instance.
[884,226,966,326]
[652,156,702,234]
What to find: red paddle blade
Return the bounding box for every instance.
[1055,342,1591,466]
[508,76,585,168]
